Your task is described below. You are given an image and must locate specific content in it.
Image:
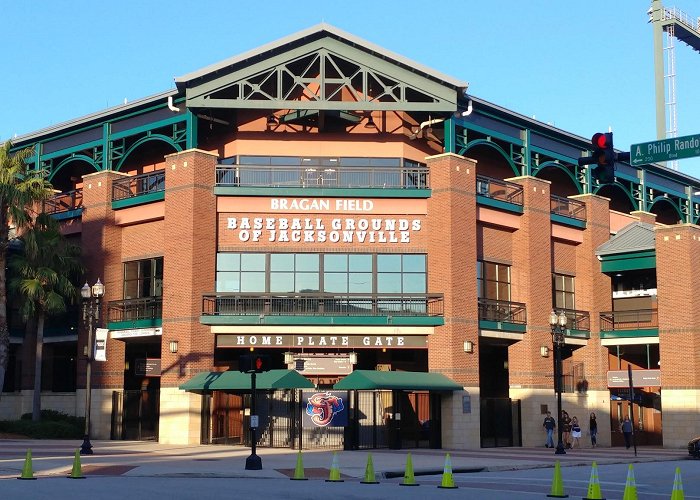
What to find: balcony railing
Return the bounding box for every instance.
[112,171,165,201]
[477,298,527,324]
[551,195,586,221]
[476,176,524,205]
[44,189,83,214]
[202,292,444,317]
[558,308,591,331]
[107,297,163,323]
[599,309,658,331]
[215,165,430,189]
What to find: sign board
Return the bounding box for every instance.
[302,391,348,428]
[94,328,109,362]
[134,358,162,377]
[216,334,428,349]
[250,415,259,428]
[287,355,353,376]
[111,327,162,339]
[607,369,661,388]
[631,134,700,165]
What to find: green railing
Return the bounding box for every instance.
[107,297,163,323]
[112,171,165,201]
[550,195,586,221]
[600,309,658,331]
[476,176,524,205]
[44,189,83,214]
[477,298,527,324]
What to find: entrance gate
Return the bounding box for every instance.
[111,389,160,441]
[480,397,522,447]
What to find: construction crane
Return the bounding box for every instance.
[649,0,700,170]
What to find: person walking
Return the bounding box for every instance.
[543,411,556,448]
[561,410,572,449]
[571,416,582,448]
[589,412,598,448]
[621,415,633,449]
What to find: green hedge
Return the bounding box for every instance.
[0,410,84,439]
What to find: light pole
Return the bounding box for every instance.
[80,278,105,455]
[549,309,568,455]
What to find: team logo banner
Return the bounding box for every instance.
[302,391,348,428]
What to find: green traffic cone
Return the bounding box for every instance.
[17,449,37,480]
[68,449,85,479]
[360,453,379,484]
[400,452,419,486]
[290,450,308,480]
[547,460,568,497]
[325,452,343,482]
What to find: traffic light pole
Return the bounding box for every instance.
[245,371,262,470]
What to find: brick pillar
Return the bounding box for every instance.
[80,170,128,438]
[656,223,700,447]
[159,149,218,444]
[426,153,479,450]
[507,176,552,390]
[631,210,657,225]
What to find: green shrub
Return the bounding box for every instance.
[2,413,84,439]
[19,409,84,428]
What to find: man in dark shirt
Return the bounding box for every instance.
[543,411,556,448]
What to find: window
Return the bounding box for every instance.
[477,261,511,301]
[124,257,163,299]
[553,274,575,310]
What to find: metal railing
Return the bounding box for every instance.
[550,195,586,221]
[477,298,527,324]
[476,176,524,206]
[558,308,590,331]
[599,309,658,331]
[112,171,166,201]
[107,297,163,323]
[202,292,444,317]
[44,189,83,214]
[215,165,430,189]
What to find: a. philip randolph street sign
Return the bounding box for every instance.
[631,133,700,166]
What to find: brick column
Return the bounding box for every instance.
[159,149,218,444]
[425,153,479,449]
[656,223,700,447]
[630,210,657,225]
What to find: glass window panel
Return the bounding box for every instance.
[296,273,319,293]
[377,273,401,293]
[565,276,575,293]
[295,254,319,272]
[377,255,401,272]
[240,272,265,292]
[241,253,265,271]
[403,273,426,293]
[124,261,139,280]
[476,261,483,279]
[402,254,426,273]
[216,272,240,292]
[324,273,347,293]
[270,254,294,271]
[154,257,163,278]
[124,280,139,300]
[499,265,511,283]
[483,262,498,281]
[324,254,347,272]
[484,280,497,300]
[349,254,372,272]
[348,272,372,293]
[270,272,294,293]
[497,282,510,301]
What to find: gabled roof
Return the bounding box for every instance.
[175,23,467,90]
[596,222,656,256]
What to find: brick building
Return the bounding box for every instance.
[3,24,700,450]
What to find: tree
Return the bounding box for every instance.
[0,141,53,397]
[9,213,82,420]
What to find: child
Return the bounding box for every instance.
[571,416,582,449]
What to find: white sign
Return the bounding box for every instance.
[94,328,109,362]
[250,415,259,428]
[226,217,421,243]
[111,327,163,339]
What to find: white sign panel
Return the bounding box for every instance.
[111,327,163,339]
[94,328,109,362]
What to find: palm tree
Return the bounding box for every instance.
[9,213,82,420]
[0,140,53,397]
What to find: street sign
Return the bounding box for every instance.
[631,133,700,165]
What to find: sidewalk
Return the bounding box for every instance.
[0,439,688,480]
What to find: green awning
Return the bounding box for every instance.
[333,370,463,391]
[179,369,314,392]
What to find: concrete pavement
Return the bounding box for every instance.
[0,439,691,481]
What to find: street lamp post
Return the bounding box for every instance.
[80,278,105,455]
[549,309,568,455]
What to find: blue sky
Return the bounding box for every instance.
[3,0,700,176]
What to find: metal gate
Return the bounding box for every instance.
[111,389,159,441]
[356,390,392,449]
[480,397,521,447]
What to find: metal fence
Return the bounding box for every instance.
[112,171,165,201]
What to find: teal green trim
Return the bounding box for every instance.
[186,109,197,149]
[646,180,686,199]
[455,119,524,146]
[40,139,103,161]
[107,318,163,330]
[444,117,455,153]
[200,315,443,326]
[50,209,83,221]
[648,195,683,221]
[110,115,186,141]
[112,191,165,210]
[551,214,587,228]
[214,187,432,198]
[115,134,181,171]
[477,195,524,213]
[566,329,590,339]
[479,320,527,333]
[600,251,656,272]
[599,328,659,338]
[530,146,577,165]
[463,139,519,176]
[50,154,100,181]
[102,123,110,170]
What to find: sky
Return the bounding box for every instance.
[2,0,700,177]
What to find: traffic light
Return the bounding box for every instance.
[579,132,616,184]
[239,353,271,373]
